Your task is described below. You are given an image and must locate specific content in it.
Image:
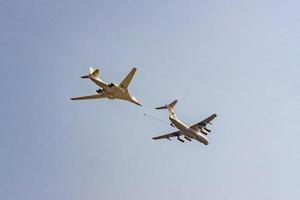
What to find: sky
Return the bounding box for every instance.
[1,0,300,199]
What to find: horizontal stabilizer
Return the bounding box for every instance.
[155,100,178,110]
[155,105,168,110]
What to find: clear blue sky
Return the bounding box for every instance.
[1,0,300,199]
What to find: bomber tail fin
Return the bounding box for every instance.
[81,67,100,78]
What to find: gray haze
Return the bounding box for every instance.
[1,0,300,199]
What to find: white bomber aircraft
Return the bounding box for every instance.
[71,67,142,106]
[152,100,217,145]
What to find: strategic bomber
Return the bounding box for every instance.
[71,67,141,106]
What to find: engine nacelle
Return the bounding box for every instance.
[177,136,185,143]
[204,127,211,132]
[184,136,192,141]
[200,130,208,135]
[108,83,115,87]
[96,89,103,93]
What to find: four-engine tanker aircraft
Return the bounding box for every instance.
[152,100,217,145]
[70,67,142,106]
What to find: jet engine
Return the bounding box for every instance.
[200,130,208,135]
[204,127,211,132]
[177,136,185,143]
[108,83,115,87]
[96,89,103,93]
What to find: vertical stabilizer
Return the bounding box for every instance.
[82,67,100,78]
[89,67,99,77]
[89,67,94,74]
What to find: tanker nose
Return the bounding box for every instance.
[198,134,209,145]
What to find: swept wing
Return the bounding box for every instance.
[70,93,105,100]
[190,113,217,130]
[152,131,180,140]
[119,67,137,89]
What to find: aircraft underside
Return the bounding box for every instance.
[96,85,129,99]
[71,67,141,106]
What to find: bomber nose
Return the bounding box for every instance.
[131,97,142,106]
[135,101,142,106]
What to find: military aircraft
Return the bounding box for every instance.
[152,100,217,145]
[70,67,142,106]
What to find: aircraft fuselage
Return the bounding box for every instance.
[89,77,141,106]
[169,116,209,145]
